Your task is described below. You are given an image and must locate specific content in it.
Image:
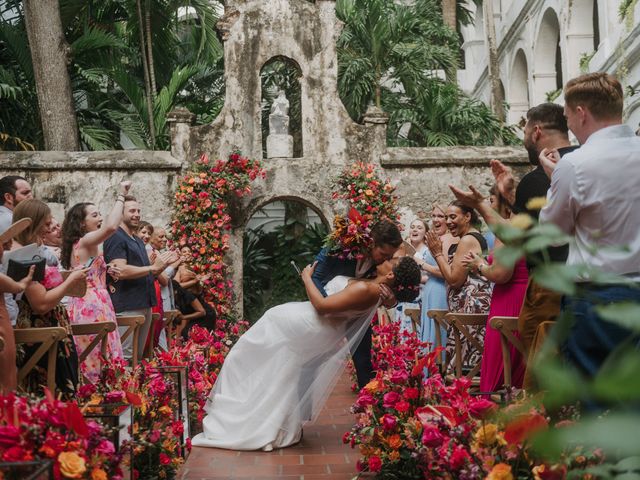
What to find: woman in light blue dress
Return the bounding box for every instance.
[417,205,458,351]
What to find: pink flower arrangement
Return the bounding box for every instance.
[171,152,265,319]
[324,162,399,260]
[344,321,604,479]
[0,391,124,479]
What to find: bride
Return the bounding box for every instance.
[191,256,421,451]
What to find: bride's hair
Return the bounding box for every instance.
[391,257,422,303]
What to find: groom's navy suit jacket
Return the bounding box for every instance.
[311,248,357,297]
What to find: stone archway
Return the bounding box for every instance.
[533,8,563,104]
[566,0,600,79]
[508,49,530,126]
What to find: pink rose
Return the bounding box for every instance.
[394,400,410,413]
[390,370,408,384]
[381,414,397,432]
[449,445,470,470]
[403,387,420,400]
[356,393,376,407]
[421,426,444,447]
[382,391,400,408]
[469,398,497,419]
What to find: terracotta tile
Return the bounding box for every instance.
[302,453,349,465]
[282,463,329,475]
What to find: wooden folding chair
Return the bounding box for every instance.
[116,315,145,367]
[14,327,67,394]
[489,316,525,389]
[70,321,117,383]
[445,312,488,380]
[161,310,180,348]
[404,308,421,334]
[142,313,162,358]
[426,309,449,372]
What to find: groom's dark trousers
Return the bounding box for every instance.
[310,248,375,389]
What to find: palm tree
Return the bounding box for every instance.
[336,0,459,122]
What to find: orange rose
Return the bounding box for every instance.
[364,379,381,393]
[487,463,513,480]
[389,450,400,461]
[387,434,403,450]
[58,452,87,479]
[91,468,108,480]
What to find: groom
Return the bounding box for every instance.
[311,218,402,388]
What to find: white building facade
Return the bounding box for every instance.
[460,0,640,130]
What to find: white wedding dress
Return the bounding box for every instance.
[191,276,378,450]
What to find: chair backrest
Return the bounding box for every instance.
[404,308,421,333]
[70,321,117,383]
[162,310,180,348]
[489,316,524,388]
[445,312,488,379]
[14,327,67,394]
[116,315,145,367]
[426,309,450,372]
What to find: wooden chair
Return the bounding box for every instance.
[116,315,145,367]
[404,308,421,334]
[70,321,117,383]
[445,312,488,380]
[162,310,180,348]
[489,316,525,389]
[426,309,450,372]
[14,327,67,393]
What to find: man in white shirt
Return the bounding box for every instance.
[0,176,34,325]
[539,73,640,378]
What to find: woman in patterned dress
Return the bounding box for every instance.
[12,200,87,397]
[426,201,492,373]
[60,182,131,382]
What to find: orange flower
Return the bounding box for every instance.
[387,434,403,450]
[486,463,514,480]
[388,450,400,461]
[91,468,108,480]
[58,452,86,479]
[364,379,381,393]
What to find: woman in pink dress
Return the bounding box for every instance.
[60,181,131,382]
[463,185,528,392]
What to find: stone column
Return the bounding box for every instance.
[363,105,389,167]
[167,107,195,163]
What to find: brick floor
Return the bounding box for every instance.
[178,369,361,480]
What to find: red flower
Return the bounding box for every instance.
[159,453,171,465]
[382,391,400,408]
[504,412,548,445]
[468,397,498,419]
[368,455,382,472]
[380,414,397,432]
[394,400,410,413]
[449,445,470,470]
[403,387,419,400]
[421,426,444,447]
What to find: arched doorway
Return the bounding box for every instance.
[533,8,563,104]
[508,49,530,126]
[243,197,329,322]
[566,0,600,78]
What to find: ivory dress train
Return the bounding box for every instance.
[192,276,378,450]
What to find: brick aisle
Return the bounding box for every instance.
[178,369,361,480]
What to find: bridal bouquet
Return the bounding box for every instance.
[325,162,399,260]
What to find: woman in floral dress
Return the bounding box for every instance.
[12,200,87,396]
[61,181,131,382]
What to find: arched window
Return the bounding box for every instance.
[509,49,529,125]
[260,57,303,158]
[533,8,563,104]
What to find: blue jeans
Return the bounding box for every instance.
[561,284,640,378]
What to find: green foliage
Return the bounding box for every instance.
[0,0,224,150]
[243,221,328,323]
[336,0,514,146]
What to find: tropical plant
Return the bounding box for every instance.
[0,0,224,150]
[336,0,514,146]
[242,227,273,323]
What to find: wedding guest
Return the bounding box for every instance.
[136,221,154,253]
[417,204,458,351]
[150,227,180,349]
[426,201,492,371]
[462,186,528,393]
[394,218,429,333]
[42,217,62,266]
[172,280,217,339]
[12,199,86,397]
[0,219,34,393]
[538,73,640,381]
[103,195,172,362]
[0,175,33,327]
[175,246,209,295]
[60,182,131,382]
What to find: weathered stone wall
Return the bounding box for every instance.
[0,151,182,226]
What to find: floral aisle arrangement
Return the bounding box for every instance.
[324,162,399,260]
[344,322,604,479]
[0,391,124,479]
[172,151,266,319]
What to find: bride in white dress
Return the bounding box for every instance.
[191,256,421,451]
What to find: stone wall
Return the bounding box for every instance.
[0,151,182,226]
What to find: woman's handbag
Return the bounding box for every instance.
[7,255,46,282]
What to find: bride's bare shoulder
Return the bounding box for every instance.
[345,279,379,300]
